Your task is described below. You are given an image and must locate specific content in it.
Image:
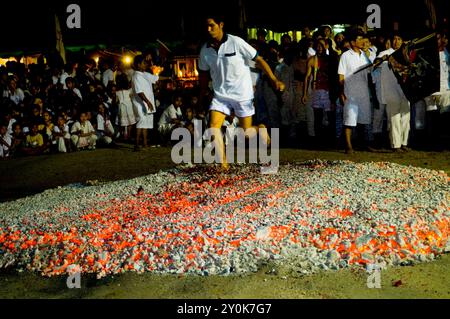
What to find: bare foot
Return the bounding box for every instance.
[258,124,271,146]
[221,162,230,172]
[345,148,354,154]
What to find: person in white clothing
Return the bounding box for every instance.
[70,112,97,150]
[53,116,71,153]
[338,30,372,153]
[376,33,410,152]
[199,13,285,170]
[2,77,24,105]
[60,63,77,90]
[65,77,83,101]
[102,61,115,88]
[131,55,158,150]
[158,93,184,142]
[96,103,115,146]
[0,124,12,158]
[116,73,136,141]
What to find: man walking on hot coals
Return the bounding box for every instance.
[198,12,285,170]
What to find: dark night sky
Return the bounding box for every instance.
[1,0,448,52]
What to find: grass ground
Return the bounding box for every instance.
[0,145,449,298]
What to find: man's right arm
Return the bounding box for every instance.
[137,93,154,113]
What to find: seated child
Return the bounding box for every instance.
[70,111,97,150]
[53,116,71,153]
[158,93,184,144]
[96,103,115,146]
[10,122,25,156]
[0,124,12,158]
[23,123,46,156]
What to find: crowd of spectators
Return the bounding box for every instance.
[1,24,449,159]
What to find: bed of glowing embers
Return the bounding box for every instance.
[0,160,449,278]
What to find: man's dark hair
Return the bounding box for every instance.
[205,10,225,25]
[133,55,145,70]
[390,31,404,42]
[65,77,74,84]
[347,29,365,42]
[268,40,279,51]
[257,29,267,37]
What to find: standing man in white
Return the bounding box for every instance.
[377,33,411,152]
[338,30,372,154]
[198,13,285,170]
[131,55,158,151]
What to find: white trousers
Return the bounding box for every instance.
[386,103,410,148]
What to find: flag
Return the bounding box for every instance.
[238,0,247,32]
[424,0,437,29]
[55,14,66,64]
[156,39,171,65]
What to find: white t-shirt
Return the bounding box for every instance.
[131,71,158,114]
[3,88,25,105]
[158,104,183,126]
[53,124,70,139]
[338,49,370,78]
[96,114,114,134]
[70,121,95,135]
[338,49,370,98]
[102,69,114,88]
[199,34,257,102]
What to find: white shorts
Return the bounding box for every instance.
[343,101,371,127]
[136,114,154,129]
[134,102,154,129]
[209,97,254,118]
[343,103,359,127]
